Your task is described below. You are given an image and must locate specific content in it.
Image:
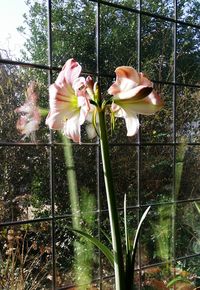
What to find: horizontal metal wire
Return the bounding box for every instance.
[1,58,200,89]
[88,0,200,29]
[1,196,200,228]
[1,141,200,147]
[0,0,200,288]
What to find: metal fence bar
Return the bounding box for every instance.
[95,1,103,288]
[1,58,200,89]
[172,0,178,286]
[0,0,200,289]
[47,0,57,289]
[137,0,142,288]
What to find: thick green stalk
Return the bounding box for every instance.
[61,135,80,229]
[98,109,125,290]
[62,135,94,287]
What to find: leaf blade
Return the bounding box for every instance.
[131,206,151,267]
[69,227,114,267]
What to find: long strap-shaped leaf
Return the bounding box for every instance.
[124,196,151,290]
[68,227,114,268]
[167,276,192,287]
[131,206,151,268]
[101,228,112,246]
[124,194,133,289]
[124,194,130,254]
[194,202,200,215]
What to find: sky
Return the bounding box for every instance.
[0,0,28,58]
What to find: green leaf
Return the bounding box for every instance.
[92,109,100,137]
[167,276,192,287]
[124,195,132,289]
[124,194,130,254]
[68,227,114,267]
[131,206,151,267]
[100,228,112,246]
[194,202,200,215]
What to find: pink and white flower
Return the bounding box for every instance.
[108,66,164,136]
[45,58,92,143]
[15,81,41,139]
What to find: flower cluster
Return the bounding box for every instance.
[45,58,163,142]
[45,59,96,143]
[14,59,164,290]
[108,66,163,136]
[15,81,41,139]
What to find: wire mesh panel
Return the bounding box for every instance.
[0,0,200,289]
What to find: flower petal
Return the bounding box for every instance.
[63,58,82,85]
[139,72,153,87]
[117,101,156,116]
[23,119,40,135]
[130,91,164,115]
[63,113,81,143]
[15,103,32,114]
[86,76,95,99]
[115,86,152,100]
[79,104,89,125]
[113,87,163,115]
[45,109,66,130]
[15,81,41,138]
[125,114,140,136]
[86,123,97,139]
[108,66,140,95]
[112,107,139,136]
[72,77,86,96]
[115,66,140,89]
[46,93,75,129]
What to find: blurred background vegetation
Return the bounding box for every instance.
[0,0,200,289]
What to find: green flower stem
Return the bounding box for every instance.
[98,109,125,290]
[39,107,49,117]
[61,134,80,229]
[61,134,95,287]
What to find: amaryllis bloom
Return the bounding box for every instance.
[45,58,91,143]
[108,66,164,136]
[15,81,41,139]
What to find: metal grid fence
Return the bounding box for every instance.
[0,0,200,289]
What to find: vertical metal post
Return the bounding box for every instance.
[95,1,102,288]
[137,0,142,288]
[47,1,56,289]
[172,0,178,288]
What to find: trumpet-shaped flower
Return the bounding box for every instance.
[45,58,91,143]
[108,66,164,136]
[15,81,41,139]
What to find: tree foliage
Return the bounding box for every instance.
[0,0,200,288]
